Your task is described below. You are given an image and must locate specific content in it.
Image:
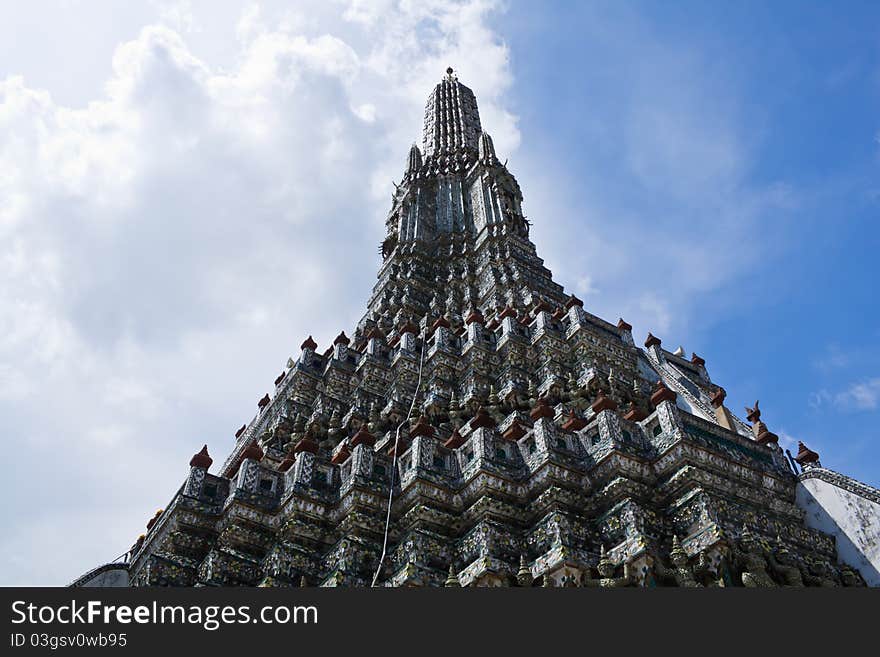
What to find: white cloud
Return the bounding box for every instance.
[0,0,514,585]
[835,378,880,410]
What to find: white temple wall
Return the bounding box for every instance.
[795,470,880,586]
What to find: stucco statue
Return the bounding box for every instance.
[651,536,702,587]
[840,566,866,587]
[767,536,804,587]
[802,558,839,587]
[732,526,776,587]
[584,546,633,587]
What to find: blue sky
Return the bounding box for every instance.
[0,1,877,585]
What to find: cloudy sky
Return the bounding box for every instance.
[1,0,878,585]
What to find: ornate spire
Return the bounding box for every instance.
[404,143,422,178]
[422,68,483,158]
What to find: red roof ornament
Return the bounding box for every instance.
[410,415,435,438]
[300,335,318,351]
[562,410,587,432]
[443,428,466,449]
[591,392,618,414]
[242,442,264,462]
[745,400,761,424]
[755,427,779,445]
[650,380,677,406]
[365,326,387,341]
[529,397,555,421]
[330,444,352,465]
[691,353,706,367]
[350,426,376,448]
[644,333,662,349]
[617,318,632,332]
[533,300,553,315]
[465,309,485,325]
[431,316,451,332]
[278,452,296,472]
[274,371,286,386]
[146,509,163,530]
[710,388,726,408]
[333,331,350,346]
[499,305,517,320]
[485,318,500,331]
[470,407,497,429]
[623,403,648,422]
[235,424,247,438]
[551,307,566,321]
[794,441,820,465]
[564,294,584,310]
[258,393,271,409]
[189,444,213,469]
[294,437,319,454]
[502,419,526,441]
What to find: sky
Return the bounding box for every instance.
[0,0,878,586]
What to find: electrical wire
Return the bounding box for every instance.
[371,329,427,587]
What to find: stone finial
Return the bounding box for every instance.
[591,392,618,414]
[529,396,555,421]
[242,442,264,462]
[670,535,686,560]
[470,406,497,429]
[794,441,820,466]
[410,415,435,438]
[710,388,726,408]
[565,294,583,310]
[502,418,526,441]
[258,393,271,409]
[189,445,212,469]
[300,335,318,351]
[562,409,587,431]
[445,563,461,587]
[333,331,350,346]
[650,380,677,406]
[235,423,247,438]
[516,555,532,587]
[617,318,632,332]
[644,333,662,349]
[691,353,706,367]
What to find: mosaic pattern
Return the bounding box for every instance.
[126,70,870,588]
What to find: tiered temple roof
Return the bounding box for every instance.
[125,70,867,588]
